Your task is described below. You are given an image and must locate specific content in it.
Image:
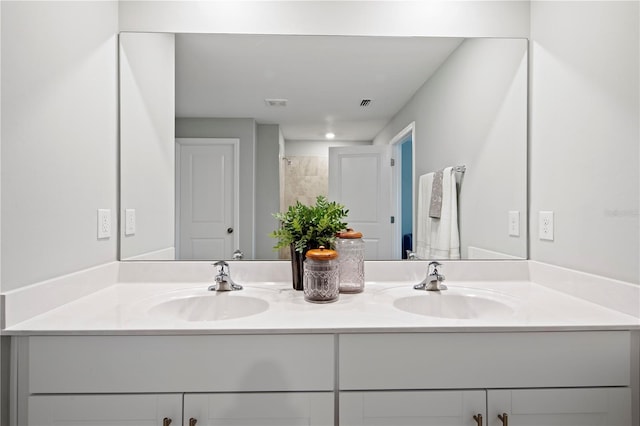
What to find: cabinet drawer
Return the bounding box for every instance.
[339,331,630,389]
[27,334,334,393]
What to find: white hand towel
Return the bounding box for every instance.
[416,167,461,259]
[416,172,434,259]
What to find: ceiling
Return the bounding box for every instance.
[175,34,463,141]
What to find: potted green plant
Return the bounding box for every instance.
[271,195,348,290]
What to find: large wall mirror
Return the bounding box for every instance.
[119,33,528,261]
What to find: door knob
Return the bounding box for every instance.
[227,227,234,234]
[189,418,197,426]
[473,413,483,426]
[162,418,172,426]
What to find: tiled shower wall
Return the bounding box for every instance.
[278,155,329,259]
[282,156,329,209]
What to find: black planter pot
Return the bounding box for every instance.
[290,244,309,291]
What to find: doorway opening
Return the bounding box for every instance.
[389,122,415,259]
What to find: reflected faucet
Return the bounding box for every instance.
[208,261,243,291]
[414,261,447,291]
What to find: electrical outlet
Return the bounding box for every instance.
[508,211,520,237]
[539,211,554,241]
[97,209,111,239]
[125,209,136,236]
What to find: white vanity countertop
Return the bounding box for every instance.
[2,260,639,335]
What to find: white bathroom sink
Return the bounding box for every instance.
[389,287,518,320]
[147,291,269,322]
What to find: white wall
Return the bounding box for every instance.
[175,118,256,259]
[120,33,175,260]
[119,1,530,38]
[530,1,639,284]
[375,38,528,260]
[1,1,119,291]
[255,124,280,260]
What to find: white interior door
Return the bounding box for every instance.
[329,145,393,259]
[176,138,239,260]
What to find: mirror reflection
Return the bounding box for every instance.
[119,33,528,261]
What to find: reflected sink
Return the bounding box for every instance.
[148,292,269,322]
[393,288,517,319]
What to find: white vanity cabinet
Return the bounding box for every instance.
[16,334,335,426]
[338,332,633,426]
[13,330,634,426]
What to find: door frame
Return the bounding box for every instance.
[388,122,415,259]
[175,138,240,260]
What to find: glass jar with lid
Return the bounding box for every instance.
[335,228,365,293]
[303,246,339,303]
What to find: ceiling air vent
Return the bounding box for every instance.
[360,99,372,107]
[265,98,288,107]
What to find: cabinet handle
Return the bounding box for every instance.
[162,418,172,426]
[189,418,198,426]
[473,413,483,426]
[498,413,508,426]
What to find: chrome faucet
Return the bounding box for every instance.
[414,261,447,291]
[208,261,242,291]
[406,250,418,260]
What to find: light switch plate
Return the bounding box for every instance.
[97,209,111,239]
[539,211,554,241]
[125,209,136,236]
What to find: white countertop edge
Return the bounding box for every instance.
[4,324,640,336]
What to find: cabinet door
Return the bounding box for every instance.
[184,392,334,426]
[340,390,486,426]
[488,388,632,426]
[27,394,182,426]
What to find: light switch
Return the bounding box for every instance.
[508,211,520,237]
[97,209,111,239]
[125,209,136,236]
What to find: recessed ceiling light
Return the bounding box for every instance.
[325,132,335,140]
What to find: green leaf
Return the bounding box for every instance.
[270,195,349,252]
